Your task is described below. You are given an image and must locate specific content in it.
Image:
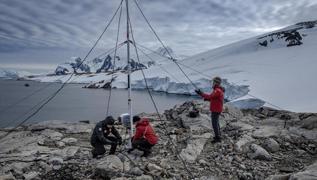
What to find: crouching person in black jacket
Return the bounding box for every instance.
[90,116,122,158]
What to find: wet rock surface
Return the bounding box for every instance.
[0,101,316,179]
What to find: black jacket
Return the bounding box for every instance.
[91,119,122,145]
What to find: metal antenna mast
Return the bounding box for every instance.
[126,0,134,144]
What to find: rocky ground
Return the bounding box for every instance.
[0,101,316,180]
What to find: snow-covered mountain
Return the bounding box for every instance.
[28,20,317,112]
[0,68,32,79]
[55,56,148,75]
[54,46,176,75]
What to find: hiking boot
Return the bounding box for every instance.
[141,151,151,157]
[91,150,98,158]
[109,148,116,155]
[92,153,103,159]
[211,137,221,144]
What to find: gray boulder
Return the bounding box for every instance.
[23,171,40,180]
[61,138,78,145]
[265,174,290,180]
[52,146,79,160]
[248,144,272,161]
[38,161,52,173]
[180,133,211,163]
[112,178,129,180]
[0,172,16,180]
[263,138,280,153]
[41,129,63,141]
[95,155,123,178]
[136,175,153,180]
[146,163,162,172]
[48,157,63,170]
[29,120,93,134]
[289,161,317,180]
[56,141,65,147]
[252,126,281,138]
[289,127,317,142]
[9,162,32,175]
[129,167,143,176]
[159,159,171,169]
[235,135,255,152]
[301,115,317,130]
[197,176,217,180]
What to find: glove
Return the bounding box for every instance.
[195,89,202,95]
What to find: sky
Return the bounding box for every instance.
[0,0,317,73]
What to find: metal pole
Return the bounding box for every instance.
[126,0,133,141]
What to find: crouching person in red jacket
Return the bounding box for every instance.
[128,116,158,157]
[195,76,224,143]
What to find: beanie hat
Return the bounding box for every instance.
[105,116,115,125]
[213,76,222,84]
[133,116,141,123]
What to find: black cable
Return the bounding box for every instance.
[95,45,118,60]
[137,44,203,90]
[106,4,123,117]
[94,41,125,60]
[128,14,195,179]
[134,43,177,65]
[0,0,124,141]
[136,42,207,76]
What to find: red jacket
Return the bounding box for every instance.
[200,85,224,113]
[133,118,158,145]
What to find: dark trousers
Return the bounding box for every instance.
[91,136,118,156]
[132,138,154,153]
[211,112,221,139]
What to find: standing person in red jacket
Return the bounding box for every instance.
[195,76,224,143]
[128,116,158,157]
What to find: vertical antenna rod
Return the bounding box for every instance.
[126,0,134,140]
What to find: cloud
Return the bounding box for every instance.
[0,0,316,68]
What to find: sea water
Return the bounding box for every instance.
[0,79,197,127]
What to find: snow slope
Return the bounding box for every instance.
[167,21,317,112]
[27,20,317,112]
